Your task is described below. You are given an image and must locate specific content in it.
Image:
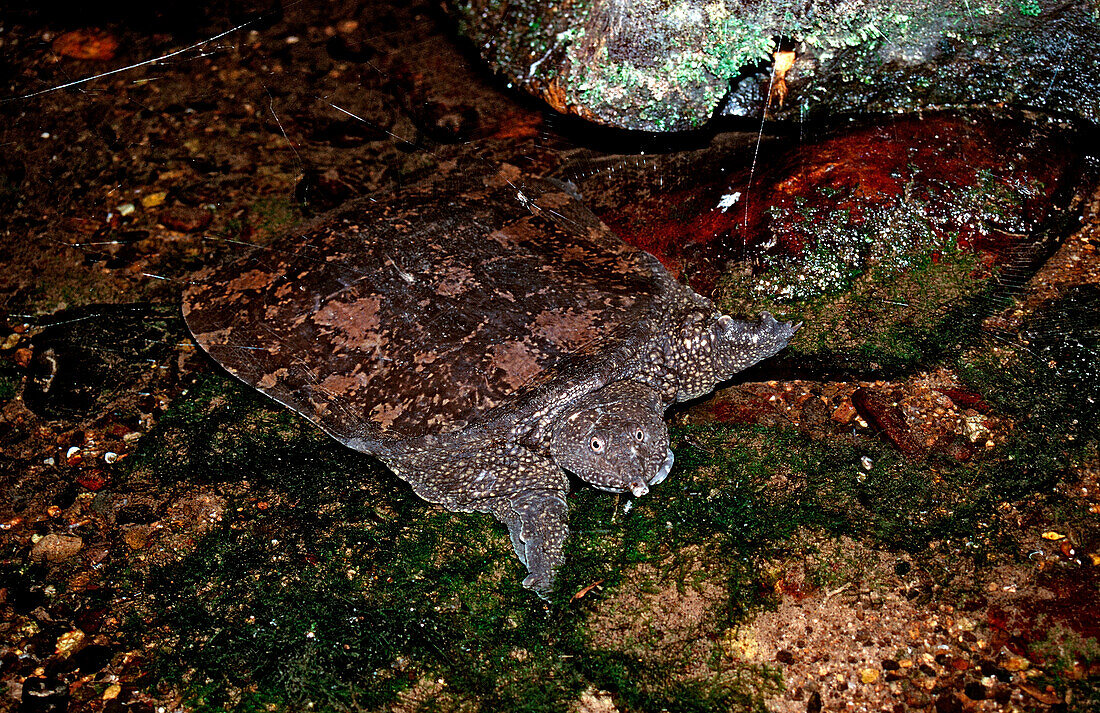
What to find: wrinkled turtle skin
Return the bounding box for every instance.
[183,167,798,592]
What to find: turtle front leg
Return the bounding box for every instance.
[489,490,569,594]
[381,444,570,593]
[667,311,800,402]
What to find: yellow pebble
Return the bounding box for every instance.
[141,191,167,208]
[55,630,85,657]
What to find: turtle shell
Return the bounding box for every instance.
[183,169,688,451]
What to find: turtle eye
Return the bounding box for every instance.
[590,437,603,452]
[634,429,645,441]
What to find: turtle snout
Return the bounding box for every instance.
[624,446,673,497]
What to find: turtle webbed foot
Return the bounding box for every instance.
[499,492,569,595]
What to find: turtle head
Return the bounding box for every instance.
[549,380,673,497]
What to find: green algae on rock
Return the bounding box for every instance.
[448,0,1100,131]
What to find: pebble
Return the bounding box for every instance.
[159,205,212,232]
[831,400,857,424]
[141,191,167,209]
[55,629,85,657]
[964,681,987,700]
[51,28,119,61]
[934,692,963,713]
[123,526,151,551]
[76,469,109,491]
[851,388,923,457]
[30,533,83,562]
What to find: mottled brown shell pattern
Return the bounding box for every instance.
[183,172,684,449]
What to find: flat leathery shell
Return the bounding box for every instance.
[183,177,677,446]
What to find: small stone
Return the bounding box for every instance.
[882,659,901,671]
[13,347,33,367]
[776,649,796,664]
[1041,531,1066,541]
[30,534,83,562]
[102,683,121,700]
[159,205,212,232]
[934,693,963,713]
[851,388,923,457]
[806,690,822,713]
[1003,655,1030,672]
[963,681,987,700]
[55,629,85,657]
[906,690,931,707]
[831,400,857,423]
[20,676,69,710]
[51,28,119,61]
[123,527,150,551]
[140,191,167,209]
[860,668,879,684]
[76,469,109,491]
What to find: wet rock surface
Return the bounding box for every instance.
[1,1,1098,712]
[448,0,1100,131]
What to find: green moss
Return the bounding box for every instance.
[1030,625,1100,712]
[960,284,1100,466]
[715,161,1063,373]
[0,374,17,401]
[249,196,302,241]
[1016,0,1043,16]
[113,283,1097,711]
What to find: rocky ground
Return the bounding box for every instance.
[1,1,1098,712]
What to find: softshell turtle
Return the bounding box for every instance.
[183,167,798,592]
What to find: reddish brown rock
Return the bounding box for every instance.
[597,115,1079,299]
[159,206,213,233]
[851,388,924,458]
[51,29,119,61]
